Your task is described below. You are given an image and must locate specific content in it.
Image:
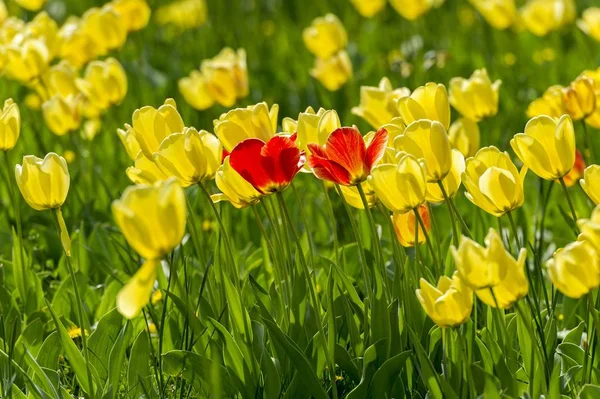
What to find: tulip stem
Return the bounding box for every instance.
[414,207,440,275]
[582,121,595,164]
[437,181,460,247]
[276,192,338,399]
[558,176,579,231]
[51,208,95,398]
[321,182,340,265]
[588,292,600,382]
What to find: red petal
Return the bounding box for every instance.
[260,135,304,190]
[308,143,327,158]
[221,148,230,163]
[308,152,352,185]
[324,127,367,182]
[229,138,270,194]
[365,128,389,172]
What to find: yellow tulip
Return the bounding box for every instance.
[396,82,450,130]
[426,149,465,204]
[394,119,452,183]
[290,107,341,155]
[81,6,127,56]
[77,58,128,118]
[42,95,81,136]
[15,153,69,211]
[23,12,60,58]
[416,273,473,328]
[546,240,600,299]
[82,118,101,141]
[14,0,46,11]
[303,14,347,59]
[449,69,501,122]
[212,156,263,208]
[526,85,566,118]
[369,153,427,213]
[392,204,430,247]
[178,70,214,111]
[310,51,353,92]
[448,118,480,158]
[581,165,600,205]
[453,229,528,308]
[57,17,98,69]
[351,77,410,129]
[38,61,79,101]
[389,0,443,21]
[111,0,151,32]
[578,8,600,42]
[4,39,50,83]
[462,146,526,216]
[511,115,575,180]
[213,102,278,152]
[130,99,184,158]
[200,48,249,108]
[469,0,517,29]
[563,77,597,121]
[520,0,576,36]
[339,180,378,209]
[349,0,386,18]
[113,178,186,318]
[0,99,20,151]
[155,0,207,30]
[0,18,24,45]
[366,117,406,147]
[578,205,600,253]
[154,128,221,187]
[126,153,168,185]
[117,124,142,161]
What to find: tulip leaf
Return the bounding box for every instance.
[127,330,154,399]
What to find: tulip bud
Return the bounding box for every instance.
[214,102,278,152]
[0,99,20,151]
[578,7,600,42]
[303,14,347,59]
[416,273,473,328]
[15,153,70,211]
[469,0,517,29]
[212,156,263,208]
[396,82,450,130]
[563,77,597,120]
[546,240,600,299]
[580,165,600,205]
[351,77,410,129]
[131,99,184,158]
[392,204,430,247]
[449,69,501,122]
[448,118,480,158]
[111,0,151,32]
[349,0,386,18]
[42,95,81,136]
[310,51,353,92]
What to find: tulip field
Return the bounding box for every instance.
[5,0,600,397]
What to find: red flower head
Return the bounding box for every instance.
[562,149,586,187]
[229,134,306,194]
[307,127,388,186]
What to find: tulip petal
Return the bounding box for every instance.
[117,259,159,319]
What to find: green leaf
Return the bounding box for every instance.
[105,321,132,396]
[580,384,600,398]
[369,350,411,397]
[223,274,252,340]
[87,308,124,383]
[262,318,328,399]
[127,330,154,399]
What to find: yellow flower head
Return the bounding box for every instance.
[213,102,278,152]
[396,82,450,130]
[389,0,444,21]
[23,12,60,58]
[200,48,249,108]
[126,152,168,185]
[416,273,473,328]
[547,240,600,299]
[581,165,600,205]
[511,114,575,180]
[0,99,20,151]
[462,146,526,216]
[154,128,221,187]
[425,149,465,204]
[15,0,46,11]
[448,118,480,158]
[42,95,82,136]
[520,0,576,36]
[111,0,151,32]
[394,119,452,183]
[369,153,427,213]
[212,156,263,208]
[178,70,214,111]
[15,152,70,211]
[113,178,186,261]
[310,51,353,92]
[76,58,128,118]
[4,39,50,83]
[563,76,597,121]
[578,8,600,42]
[578,205,600,253]
[285,106,340,154]
[303,14,347,59]
[117,124,142,161]
[526,85,566,118]
[339,180,378,209]
[39,61,79,101]
[469,0,517,29]
[392,204,430,247]
[349,0,386,18]
[155,0,207,30]
[81,6,127,56]
[352,77,410,129]
[130,99,184,158]
[57,17,99,69]
[449,69,501,122]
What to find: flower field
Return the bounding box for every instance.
[3,0,600,397]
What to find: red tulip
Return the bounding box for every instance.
[229,134,306,194]
[307,127,388,186]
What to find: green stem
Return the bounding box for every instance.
[414,206,440,275]
[321,182,340,265]
[582,120,595,164]
[437,181,460,247]
[52,208,95,398]
[558,176,579,232]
